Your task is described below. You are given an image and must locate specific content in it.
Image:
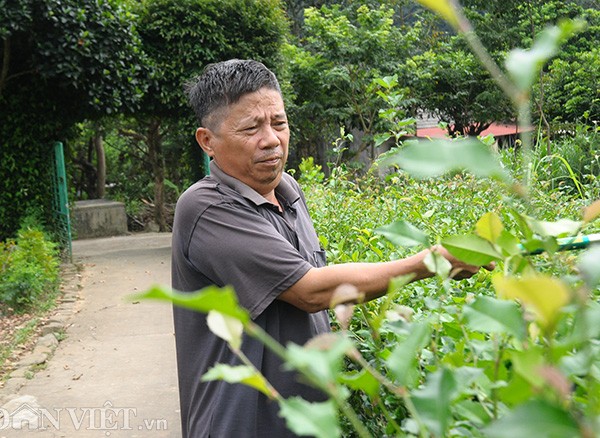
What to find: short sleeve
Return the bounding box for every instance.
[186,202,313,319]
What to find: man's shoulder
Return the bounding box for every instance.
[282,171,299,188]
[176,175,255,213]
[180,176,222,199]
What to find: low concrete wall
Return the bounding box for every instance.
[72,199,128,239]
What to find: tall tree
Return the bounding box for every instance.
[121,0,289,231]
[406,42,514,137]
[0,0,147,240]
[285,4,423,170]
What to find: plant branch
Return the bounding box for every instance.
[119,128,147,143]
[0,38,9,96]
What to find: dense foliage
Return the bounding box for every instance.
[0,219,60,312]
[299,151,599,436]
[0,0,147,240]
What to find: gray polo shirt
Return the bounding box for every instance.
[172,161,330,437]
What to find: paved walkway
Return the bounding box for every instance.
[0,233,180,437]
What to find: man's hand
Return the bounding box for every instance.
[432,245,496,280]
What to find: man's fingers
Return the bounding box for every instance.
[483,261,496,271]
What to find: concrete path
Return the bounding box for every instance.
[0,233,180,437]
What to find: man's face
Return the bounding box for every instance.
[197,87,290,197]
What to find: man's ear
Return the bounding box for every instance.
[195,127,215,157]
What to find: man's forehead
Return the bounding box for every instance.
[231,90,286,115]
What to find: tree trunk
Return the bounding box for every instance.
[93,125,106,198]
[147,118,168,231]
[0,38,10,97]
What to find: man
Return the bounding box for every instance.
[172,59,486,437]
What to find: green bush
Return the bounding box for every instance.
[0,223,60,312]
[300,159,599,437]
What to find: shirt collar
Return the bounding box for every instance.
[209,160,300,207]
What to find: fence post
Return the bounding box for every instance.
[53,142,72,260]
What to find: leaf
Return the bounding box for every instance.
[509,347,545,387]
[583,198,600,223]
[411,368,458,437]
[330,284,363,308]
[339,369,380,399]
[424,250,452,278]
[483,399,579,438]
[578,246,600,289]
[462,296,526,340]
[492,274,571,331]
[132,285,250,323]
[201,364,275,398]
[285,334,353,385]
[375,220,430,247]
[278,397,340,438]
[476,212,504,243]
[386,321,432,386]
[414,0,459,29]
[506,20,586,91]
[442,235,503,265]
[496,230,522,256]
[524,216,582,238]
[379,139,511,182]
[206,311,243,350]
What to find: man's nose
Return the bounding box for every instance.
[259,126,281,148]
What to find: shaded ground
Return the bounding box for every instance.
[0,232,180,437]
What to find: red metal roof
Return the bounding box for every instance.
[416,123,530,139]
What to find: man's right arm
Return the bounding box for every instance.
[278,246,487,313]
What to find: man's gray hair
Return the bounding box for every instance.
[185,59,281,129]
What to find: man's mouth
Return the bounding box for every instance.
[258,156,282,165]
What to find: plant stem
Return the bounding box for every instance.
[518,101,533,203]
[244,321,289,361]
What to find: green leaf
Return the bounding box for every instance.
[476,212,504,243]
[380,139,511,182]
[339,369,380,399]
[493,274,571,331]
[483,399,579,438]
[202,364,275,399]
[506,20,586,91]
[454,400,490,425]
[278,397,340,438]
[424,250,452,278]
[463,296,526,340]
[442,234,503,265]
[524,216,582,238]
[411,368,458,437]
[578,246,600,289]
[285,334,353,385]
[496,230,522,256]
[206,311,243,350]
[132,285,250,323]
[387,321,432,386]
[509,347,545,388]
[375,220,430,247]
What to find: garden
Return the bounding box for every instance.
[1,0,600,436]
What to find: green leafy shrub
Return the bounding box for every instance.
[0,223,60,312]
